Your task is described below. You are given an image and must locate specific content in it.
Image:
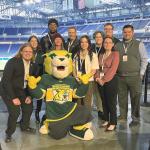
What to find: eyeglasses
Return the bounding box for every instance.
[104,42,113,44]
[104,28,113,31]
[95,36,102,38]
[22,51,33,53]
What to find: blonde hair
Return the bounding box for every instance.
[15,43,34,61]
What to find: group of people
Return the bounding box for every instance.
[0,18,148,143]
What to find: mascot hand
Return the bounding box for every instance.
[78,73,93,84]
[27,76,41,89]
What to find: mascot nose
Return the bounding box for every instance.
[59,58,65,61]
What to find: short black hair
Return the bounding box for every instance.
[48,18,59,27]
[104,23,114,30]
[123,24,134,31]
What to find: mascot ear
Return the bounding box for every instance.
[44,52,53,75]
[65,53,72,59]
[49,53,57,59]
[69,53,72,58]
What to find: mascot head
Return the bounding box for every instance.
[44,50,72,79]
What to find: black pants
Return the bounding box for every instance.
[98,76,118,125]
[36,99,42,112]
[48,105,92,139]
[2,95,33,136]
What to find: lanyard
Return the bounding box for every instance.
[100,54,105,71]
[123,41,133,54]
[123,44,128,54]
[68,41,73,52]
[47,33,53,45]
[95,46,101,56]
[79,58,84,71]
[101,52,111,71]
[33,53,37,63]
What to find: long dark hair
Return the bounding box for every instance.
[100,37,116,54]
[78,35,93,61]
[28,35,42,52]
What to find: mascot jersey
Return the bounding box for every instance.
[29,50,89,122]
[30,74,88,122]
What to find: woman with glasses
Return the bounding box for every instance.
[95,37,119,131]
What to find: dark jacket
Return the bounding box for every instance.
[65,38,79,59]
[0,57,39,101]
[40,32,63,53]
[40,33,54,54]
[34,50,44,76]
[91,43,104,58]
[112,36,120,45]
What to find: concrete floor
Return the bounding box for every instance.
[0,70,150,150]
[0,97,150,150]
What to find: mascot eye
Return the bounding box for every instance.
[49,53,57,59]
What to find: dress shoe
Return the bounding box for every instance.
[21,127,36,134]
[129,121,140,128]
[105,125,116,132]
[100,121,109,128]
[5,134,12,143]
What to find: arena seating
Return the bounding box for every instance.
[0,18,150,61]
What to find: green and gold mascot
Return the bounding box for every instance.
[28,50,94,140]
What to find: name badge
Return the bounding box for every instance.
[24,80,27,89]
[77,71,82,77]
[123,55,128,62]
[100,72,104,79]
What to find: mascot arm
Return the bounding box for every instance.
[27,76,41,89]
[73,83,89,98]
[78,72,93,85]
[72,73,93,98]
[28,75,47,99]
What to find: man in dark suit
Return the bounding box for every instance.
[0,43,39,143]
[66,26,79,59]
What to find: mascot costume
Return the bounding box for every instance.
[27,50,94,140]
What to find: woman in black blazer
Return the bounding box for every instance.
[1,43,39,143]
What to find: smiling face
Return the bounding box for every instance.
[104,24,113,38]
[68,28,77,41]
[21,46,33,61]
[123,27,134,41]
[29,37,38,49]
[80,37,89,51]
[95,32,103,46]
[44,50,72,79]
[49,23,57,33]
[103,38,114,52]
[54,37,63,48]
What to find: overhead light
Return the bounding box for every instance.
[16,3,21,6]
[23,0,41,5]
[145,2,150,6]
[23,0,33,5]
[34,0,41,2]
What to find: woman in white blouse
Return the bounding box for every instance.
[73,35,99,110]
